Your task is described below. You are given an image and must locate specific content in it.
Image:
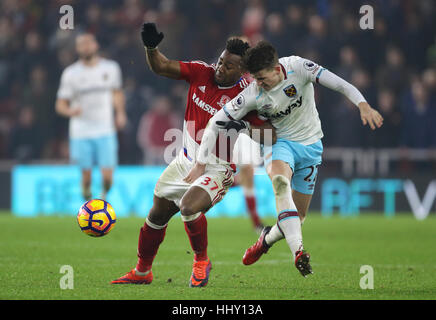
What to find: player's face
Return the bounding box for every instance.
[75,34,99,61]
[253,65,283,91]
[214,50,243,87]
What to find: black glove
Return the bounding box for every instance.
[141,23,164,49]
[216,120,250,132]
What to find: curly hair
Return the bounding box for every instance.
[242,41,278,74]
[225,38,250,57]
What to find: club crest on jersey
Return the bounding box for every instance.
[217,95,230,108]
[283,84,297,98]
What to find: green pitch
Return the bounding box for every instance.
[0,212,435,300]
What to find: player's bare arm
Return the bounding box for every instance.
[55,98,81,117]
[113,89,127,130]
[141,23,181,79]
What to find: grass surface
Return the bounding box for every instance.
[0,212,435,300]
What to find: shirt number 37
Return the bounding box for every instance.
[200,177,219,190]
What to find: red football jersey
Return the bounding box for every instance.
[178,60,263,167]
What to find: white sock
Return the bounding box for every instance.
[271,175,303,258]
[242,186,255,197]
[264,224,284,246]
[278,210,303,258]
[134,268,151,276]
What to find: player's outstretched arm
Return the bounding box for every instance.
[141,22,181,79]
[317,69,383,130]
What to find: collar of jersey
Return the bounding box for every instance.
[217,77,243,89]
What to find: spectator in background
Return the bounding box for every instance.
[350,69,376,111]
[401,80,436,148]
[302,15,337,65]
[241,0,265,44]
[264,13,286,55]
[376,46,409,95]
[336,46,360,81]
[427,36,436,68]
[8,106,40,161]
[284,4,306,41]
[14,31,50,84]
[21,65,56,147]
[137,95,181,165]
[120,77,151,164]
[370,89,402,148]
[422,68,436,100]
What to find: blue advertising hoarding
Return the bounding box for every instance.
[11,165,436,219]
[12,165,277,217]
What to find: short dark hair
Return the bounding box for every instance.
[225,38,250,57]
[242,41,278,74]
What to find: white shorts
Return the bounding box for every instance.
[232,133,263,166]
[154,150,234,208]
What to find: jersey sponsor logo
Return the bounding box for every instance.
[283,84,297,98]
[217,95,230,108]
[192,92,217,115]
[259,96,303,119]
[198,85,206,93]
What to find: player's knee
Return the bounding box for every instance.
[147,207,173,226]
[179,203,196,217]
[240,164,254,176]
[271,174,290,197]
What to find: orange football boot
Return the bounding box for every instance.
[189,259,212,287]
[111,269,153,284]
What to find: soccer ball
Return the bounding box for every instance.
[77,199,116,237]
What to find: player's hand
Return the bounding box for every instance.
[141,23,164,49]
[358,102,384,130]
[183,162,206,184]
[69,107,81,117]
[115,112,127,130]
[216,120,250,132]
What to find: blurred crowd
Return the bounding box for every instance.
[1,0,436,164]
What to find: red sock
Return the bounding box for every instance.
[184,214,208,261]
[245,195,262,228]
[136,222,167,272]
